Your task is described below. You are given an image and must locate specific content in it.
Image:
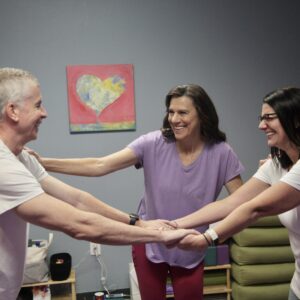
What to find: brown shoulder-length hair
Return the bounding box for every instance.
[263,87,300,169]
[161,84,226,144]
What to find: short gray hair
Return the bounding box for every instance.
[0,67,39,119]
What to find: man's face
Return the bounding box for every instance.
[17,82,47,143]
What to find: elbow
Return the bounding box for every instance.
[248,210,261,224]
[63,213,107,243]
[88,160,108,177]
[245,202,274,224]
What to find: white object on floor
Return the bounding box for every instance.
[129,262,141,300]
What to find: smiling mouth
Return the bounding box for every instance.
[172,126,185,131]
[35,121,42,129]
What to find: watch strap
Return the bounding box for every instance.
[129,213,139,225]
[205,228,219,246]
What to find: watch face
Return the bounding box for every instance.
[206,229,219,245]
[129,213,139,225]
[130,213,139,219]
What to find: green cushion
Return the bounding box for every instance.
[232,227,290,247]
[230,243,294,265]
[232,281,290,300]
[231,262,294,285]
[248,216,283,227]
[203,270,226,286]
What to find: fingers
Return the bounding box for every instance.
[259,154,272,167]
[177,233,208,251]
[143,219,177,230]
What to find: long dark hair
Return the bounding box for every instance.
[161,84,226,144]
[263,87,300,169]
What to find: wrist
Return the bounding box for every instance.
[173,220,180,228]
[205,228,219,246]
[202,233,212,246]
[129,213,140,225]
[135,219,143,227]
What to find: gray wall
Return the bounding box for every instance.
[1,0,300,294]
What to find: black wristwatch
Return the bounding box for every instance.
[129,213,140,225]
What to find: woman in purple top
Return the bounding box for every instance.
[35,84,244,300]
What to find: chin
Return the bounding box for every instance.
[174,134,186,141]
[30,133,38,141]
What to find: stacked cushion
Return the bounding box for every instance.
[230,216,295,299]
[232,282,291,300]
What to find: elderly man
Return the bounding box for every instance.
[0,67,196,299]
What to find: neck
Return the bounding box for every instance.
[0,128,24,155]
[176,138,204,154]
[283,144,300,165]
[176,138,205,167]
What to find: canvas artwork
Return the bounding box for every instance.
[66,64,136,133]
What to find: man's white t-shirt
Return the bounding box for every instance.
[0,140,48,300]
[254,159,300,298]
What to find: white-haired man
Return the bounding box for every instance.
[0,67,196,299]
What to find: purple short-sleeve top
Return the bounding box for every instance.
[128,130,244,268]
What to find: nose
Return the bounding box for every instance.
[41,106,48,119]
[258,119,267,130]
[170,112,180,123]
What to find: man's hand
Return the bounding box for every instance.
[24,147,43,164]
[176,233,209,251]
[161,229,199,246]
[138,219,177,230]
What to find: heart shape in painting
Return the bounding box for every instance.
[76,74,125,116]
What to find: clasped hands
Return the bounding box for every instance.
[139,219,209,251]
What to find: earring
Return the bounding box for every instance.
[277,148,282,158]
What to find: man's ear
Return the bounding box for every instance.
[5,102,19,122]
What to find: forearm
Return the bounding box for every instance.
[214,182,300,243]
[81,216,198,246]
[76,214,164,245]
[40,148,137,177]
[175,199,233,229]
[213,202,259,243]
[175,178,268,229]
[75,191,131,224]
[41,176,132,224]
[41,157,104,176]
[16,194,196,246]
[175,177,242,229]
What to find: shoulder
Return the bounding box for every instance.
[207,142,236,156]
[142,130,163,141]
[254,158,284,183]
[131,130,165,146]
[18,149,42,169]
[280,159,300,188]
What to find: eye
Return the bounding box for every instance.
[259,113,277,122]
[35,101,42,108]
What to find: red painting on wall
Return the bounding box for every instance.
[66,64,136,133]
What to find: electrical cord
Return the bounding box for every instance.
[95,252,110,295]
[72,250,89,270]
[73,246,122,296]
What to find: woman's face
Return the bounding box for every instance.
[259,103,290,150]
[168,96,201,142]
